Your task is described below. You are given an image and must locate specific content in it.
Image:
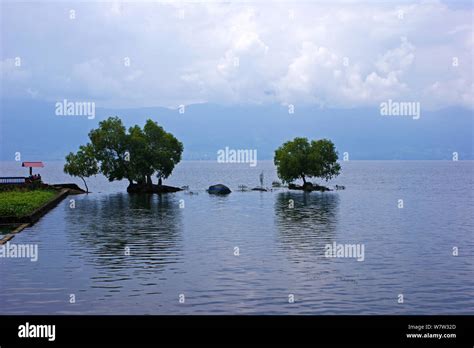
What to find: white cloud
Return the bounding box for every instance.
[375,37,415,75]
[0,1,472,110]
[426,79,474,109]
[0,58,31,82]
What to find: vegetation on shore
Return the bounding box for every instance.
[0,189,58,217]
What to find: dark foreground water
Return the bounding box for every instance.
[0,161,473,314]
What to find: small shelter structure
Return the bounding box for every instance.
[22,161,44,176]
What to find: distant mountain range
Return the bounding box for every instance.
[1,99,472,161]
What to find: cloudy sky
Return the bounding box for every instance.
[1,0,473,110]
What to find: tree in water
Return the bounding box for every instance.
[274,137,341,186]
[143,119,183,187]
[65,117,183,191]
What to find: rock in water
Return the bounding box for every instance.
[208,184,231,195]
[251,187,268,192]
[127,183,182,193]
[288,182,331,192]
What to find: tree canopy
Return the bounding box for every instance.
[63,144,99,193]
[274,137,341,185]
[64,117,183,190]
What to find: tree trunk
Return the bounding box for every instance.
[301,175,307,185]
[81,176,89,194]
[158,176,162,187]
[146,175,153,188]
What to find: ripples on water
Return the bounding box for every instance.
[0,161,473,314]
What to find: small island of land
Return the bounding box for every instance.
[274,137,341,191]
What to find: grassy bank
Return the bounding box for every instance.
[0,189,58,218]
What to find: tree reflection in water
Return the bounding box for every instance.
[64,193,183,278]
[274,191,339,262]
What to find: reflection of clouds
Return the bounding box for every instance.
[64,193,183,275]
[274,192,339,261]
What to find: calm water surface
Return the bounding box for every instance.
[0,161,473,314]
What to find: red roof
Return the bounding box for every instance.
[22,161,44,168]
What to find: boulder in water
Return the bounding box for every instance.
[208,184,231,195]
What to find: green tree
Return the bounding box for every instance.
[64,144,98,193]
[127,124,152,186]
[88,116,131,184]
[274,137,341,185]
[143,120,183,186]
[65,117,183,190]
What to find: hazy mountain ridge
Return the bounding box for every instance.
[1,99,472,161]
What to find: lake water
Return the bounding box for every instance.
[0,160,473,314]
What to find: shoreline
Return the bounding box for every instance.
[0,185,81,244]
